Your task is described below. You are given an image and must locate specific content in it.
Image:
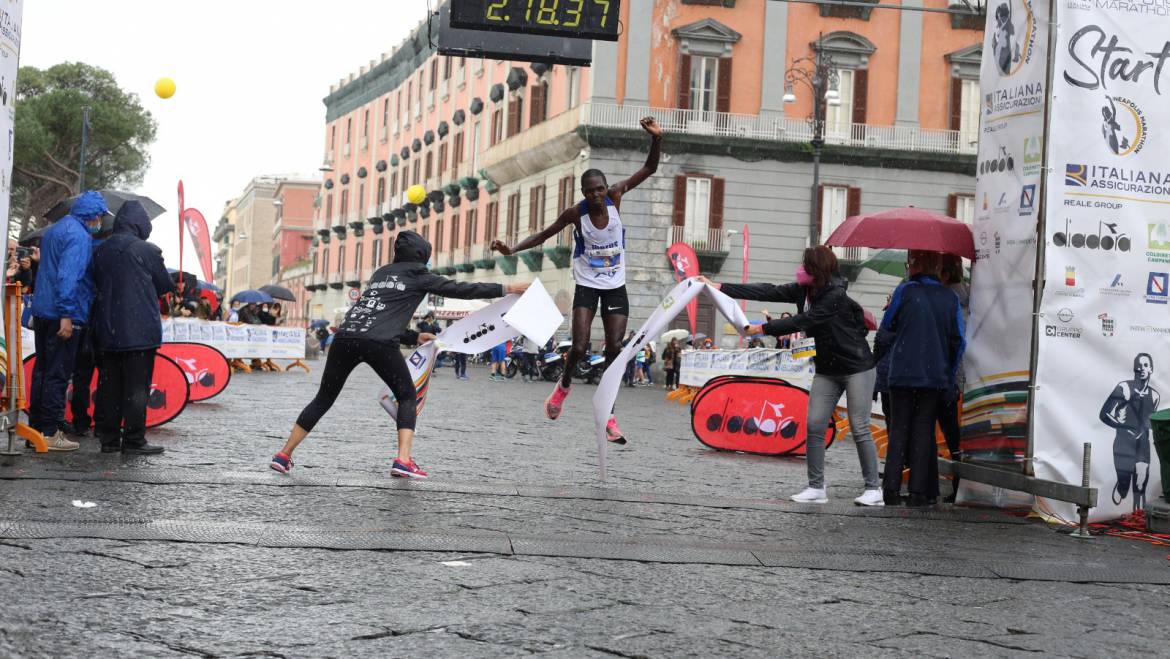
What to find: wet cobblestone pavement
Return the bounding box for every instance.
[2,361,1169,657]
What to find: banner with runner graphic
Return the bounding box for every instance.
[961,0,1050,464]
[1032,1,1169,522]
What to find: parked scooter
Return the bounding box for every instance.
[573,349,607,385]
[539,340,572,382]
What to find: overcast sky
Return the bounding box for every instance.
[21,0,433,272]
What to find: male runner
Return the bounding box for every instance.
[491,117,663,443]
[1099,353,1160,511]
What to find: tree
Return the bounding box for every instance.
[12,62,157,236]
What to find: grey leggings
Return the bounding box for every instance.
[804,369,880,490]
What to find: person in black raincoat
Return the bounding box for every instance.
[701,245,884,507]
[270,231,529,479]
[90,201,176,454]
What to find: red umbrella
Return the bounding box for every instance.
[825,207,975,260]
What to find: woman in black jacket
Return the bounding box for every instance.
[702,246,883,506]
[271,231,529,479]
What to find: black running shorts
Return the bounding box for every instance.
[573,284,629,317]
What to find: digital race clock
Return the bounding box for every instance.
[450,0,621,42]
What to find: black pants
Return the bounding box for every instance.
[665,368,678,388]
[97,349,157,448]
[453,353,467,378]
[296,337,417,431]
[70,327,103,432]
[884,388,943,499]
[29,317,81,437]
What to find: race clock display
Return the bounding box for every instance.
[450,0,621,42]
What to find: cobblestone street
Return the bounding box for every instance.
[2,362,1169,657]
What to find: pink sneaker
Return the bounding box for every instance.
[606,416,627,444]
[545,383,570,420]
[391,458,429,479]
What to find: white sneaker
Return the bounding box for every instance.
[45,431,80,452]
[854,489,885,507]
[789,487,828,504]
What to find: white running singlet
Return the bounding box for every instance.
[571,198,626,290]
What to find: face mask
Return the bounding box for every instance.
[795,265,815,287]
[86,221,102,235]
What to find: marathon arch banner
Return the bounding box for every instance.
[961,0,1050,464]
[1031,0,1170,522]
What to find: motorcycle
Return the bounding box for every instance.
[539,340,572,382]
[573,350,607,385]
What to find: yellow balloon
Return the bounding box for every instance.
[406,184,427,205]
[155,77,176,99]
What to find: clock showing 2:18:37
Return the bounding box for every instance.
[450,0,621,42]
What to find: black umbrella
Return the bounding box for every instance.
[168,269,200,293]
[17,225,48,246]
[43,190,166,223]
[259,284,296,301]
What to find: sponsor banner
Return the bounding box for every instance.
[161,320,307,359]
[1033,0,1169,521]
[22,353,190,428]
[690,377,835,457]
[962,0,1050,462]
[157,343,232,402]
[678,343,816,389]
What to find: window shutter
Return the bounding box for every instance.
[673,175,687,227]
[847,187,862,218]
[947,193,958,219]
[710,177,725,230]
[529,84,545,126]
[677,56,691,110]
[716,58,733,114]
[815,184,825,240]
[529,187,539,232]
[852,69,869,125]
[508,96,523,136]
[949,77,963,132]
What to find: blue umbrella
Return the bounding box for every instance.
[230,289,274,305]
[199,280,221,294]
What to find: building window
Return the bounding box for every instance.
[412,160,421,186]
[491,108,504,146]
[362,110,369,138]
[339,189,349,221]
[337,246,346,273]
[345,118,351,144]
[376,178,385,211]
[358,184,365,216]
[330,125,336,150]
[373,238,383,267]
[472,122,482,173]
[465,209,478,249]
[443,56,452,81]
[672,174,726,250]
[382,99,389,133]
[435,218,444,252]
[422,224,430,244]
[355,242,364,272]
[958,78,980,151]
[689,56,719,112]
[326,194,333,222]
[450,214,461,250]
[558,175,575,211]
[321,248,329,273]
[438,143,448,177]
[507,93,524,137]
[530,81,549,126]
[452,132,465,175]
[506,192,520,238]
[826,69,855,138]
[391,172,399,198]
[567,67,581,108]
[425,151,433,180]
[528,185,546,232]
[486,201,499,241]
[820,185,863,258]
[948,193,976,224]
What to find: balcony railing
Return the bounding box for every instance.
[670,225,727,254]
[581,103,976,155]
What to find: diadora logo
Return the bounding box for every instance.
[1052,218,1131,251]
[1146,272,1169,304]
[1101,96,1147,157]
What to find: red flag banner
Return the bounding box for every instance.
[24,353,192,429]
[158,342,232,402]
[183,208,214,283]
[690,376,835,456]
[665,242,700,335]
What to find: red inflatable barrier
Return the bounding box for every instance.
[23,352,191,429]
[158,343,231,402]
[690,376,835,456]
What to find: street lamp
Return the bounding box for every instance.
[784,36,840,246]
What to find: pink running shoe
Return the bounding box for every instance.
[391,458,429,479]
[545,383,570,420]
[606,416,627,444]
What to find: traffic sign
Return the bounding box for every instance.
[348,288,361,301]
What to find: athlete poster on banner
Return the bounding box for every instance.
[1032,1,1169,522]
[961,0,1049,464]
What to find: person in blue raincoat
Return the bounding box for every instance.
[27,191,109,451]
[90,201,176,454]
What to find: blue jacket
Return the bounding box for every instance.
[90,201,176,351]
[876,274,966,391]
[29,214,96,323]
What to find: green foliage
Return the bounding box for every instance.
[12,62,157,233]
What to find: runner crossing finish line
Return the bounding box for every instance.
[491,116,663,444]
